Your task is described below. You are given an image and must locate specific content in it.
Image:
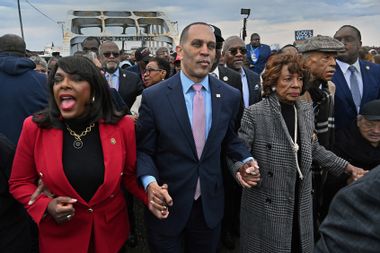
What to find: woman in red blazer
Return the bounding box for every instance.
[9,56,147,253]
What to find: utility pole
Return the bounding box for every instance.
[57,21,65,39]
[17,0,25,40]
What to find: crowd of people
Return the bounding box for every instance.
[0,21,379,253]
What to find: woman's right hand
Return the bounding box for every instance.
[47,197,77,224]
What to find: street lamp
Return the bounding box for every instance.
[241,8,251,42]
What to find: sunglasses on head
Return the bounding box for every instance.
[103,52,120,58]
[229,47,247,56]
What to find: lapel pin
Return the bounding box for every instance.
[366,65,370,70]
[110,138,116,144]
[223,76,229,82]
[216,94,221,98]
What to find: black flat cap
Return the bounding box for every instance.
[360,99,380,121]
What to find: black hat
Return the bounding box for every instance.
[135,47,153,62]
[210,25,224,42]
[359,99,380,121]
[0,34,26,55]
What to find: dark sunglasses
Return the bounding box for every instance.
[103,52,120,58]
[229,47,247,56]
[144,68,163,74]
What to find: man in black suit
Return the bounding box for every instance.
[223,36,262,108]
[219,35,262,249]
[99,41,144,109]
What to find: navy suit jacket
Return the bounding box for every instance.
[315,165,380,253]
[332,60,380,130]
[245,43,271,74]
[117,68,144,109]
[136,73,251,236]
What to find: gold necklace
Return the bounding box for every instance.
[65,123,95,149]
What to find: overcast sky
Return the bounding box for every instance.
[1,0,380,51]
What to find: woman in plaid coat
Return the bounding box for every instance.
[232,53,364,253]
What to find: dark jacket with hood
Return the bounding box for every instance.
[0,52,48,144]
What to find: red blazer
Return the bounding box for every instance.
[9,116,147,253]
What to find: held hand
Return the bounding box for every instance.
[236,160,260,188]
[28,179,55,205]
[47,196,77,224]
[127,114,138,122]
[345,164,368,184]
[147,182,173,219]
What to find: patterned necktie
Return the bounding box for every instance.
[192,84,205,200]
[348,65,361,112]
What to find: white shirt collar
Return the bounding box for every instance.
[337,59,361,74]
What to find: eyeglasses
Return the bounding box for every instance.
[228,47,247,56]
[103,52,120,58]
[144,68,163,74]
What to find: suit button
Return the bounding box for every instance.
[120,172,124,176]
[110,194,114,198]
[88,208,94,213]
[268,171,273,177]
[265,198,272,204]
[266,144,272,150]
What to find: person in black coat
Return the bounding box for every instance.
[0,133,33,253]
[315,165,380,253]
[322,99,380,219]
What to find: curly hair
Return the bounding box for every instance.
[262,53,308,96]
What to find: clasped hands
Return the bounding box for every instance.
[236,159,261,188]
[345,163,367,184]
[28,179,77,224]
[147,182,173,219]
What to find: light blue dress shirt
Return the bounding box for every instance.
[105,68,120,90]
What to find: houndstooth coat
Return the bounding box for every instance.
[233,94,348,253]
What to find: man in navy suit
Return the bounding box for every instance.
[136,22,260,253]
[332,25,380,131]
[245,33,271,75]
